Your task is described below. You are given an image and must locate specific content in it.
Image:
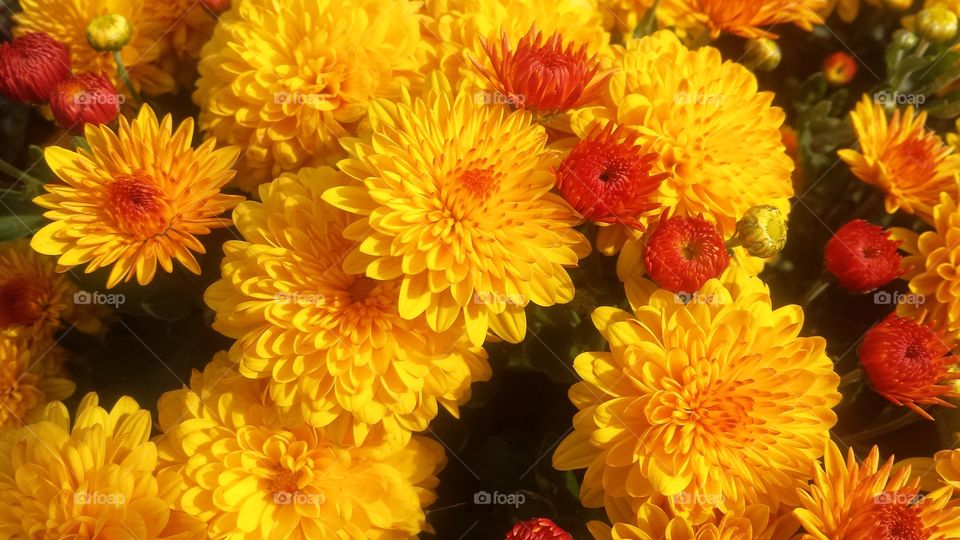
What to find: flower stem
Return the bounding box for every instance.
[844,409,922,444]
[0,157,45,192]
[112,50,142,105]
[801,279,830,306]
[839,368,862,390]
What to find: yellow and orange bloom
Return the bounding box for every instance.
[0,393,206,538]
[553,268,841,520]
[795,441,960,539]
[205,167,490,445]
[588,500,800,540]
[157,353,445,540]
[194,0,429,190]
[0,334,74,431]
[31,105,242,289]
[839,95,960,223]
[324,73,590,346]
[673,0,826,39]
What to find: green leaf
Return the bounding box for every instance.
[632,0,660,38]
[0,214,44,241]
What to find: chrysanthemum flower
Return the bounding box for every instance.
[31,105,242,289]
[505,518,572,540]
[49,72,121,134]
[673,0,826,39]
[425,0,610,88]
[140,0,217,87]
[936,448,960,490]
[13,0,176,96]
[556,124,668,229]
[0,334,74,431]
[0,32,70,103]
[324,73,590,346]
[206,167,490,445]
[574,31,793,249]
[892,193,960,338]
[0,239,106,342]
[157,353,445,540]
[822,0,880,23]
[588,501,800,540]
[194,0,428,190]
[473,27,610,116]
[839,95,960,223]
[823,52,858,85]
[795,441,960,539]
[0,393,206,538]
[824,220,902,293]
[643,215,730,294]
[859,313,958,419]
[553,268,841,519]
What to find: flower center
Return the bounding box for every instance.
[269,469,301,495]
[873,498,927,540]
[0,276,45,328]
[347,277,378,304]
[106,171,170,237]
[887,137,938,187]
[681,240,703,261]
[458,168,499,199]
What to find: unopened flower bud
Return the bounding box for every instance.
[734,205,788,258]
[893,29,919,50]
[743,38,782,72]
[86,14,132,52]
[50,73,121,133]
[823,52,857,86]
[0,32,71,103]
[917,6,959,43]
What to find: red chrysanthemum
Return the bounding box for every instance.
[474,26,610,114]
[0,32,71,103]
[859,313,959,420]
[644,215,730,294]
[49,73,121,134]
[555,124,669,228]
[505,518,572,540]
[825,220,902,293]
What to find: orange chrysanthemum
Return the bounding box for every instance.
[31,106,243,288]
[795,442,960,539]
[676,0,826,39]
[555,124,668,229]
[473,27,610,115]
[839,95,960,223]
[643,215,730,294]
[859,313,958,419]
[0,334,74,431]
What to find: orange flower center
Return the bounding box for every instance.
[106,171,171,237]
[348,277,379,304]
[269,468,301,495]
[0,275,46,328]
[873,498,927,540]
[885,137,939,188]
[458,168,499,200]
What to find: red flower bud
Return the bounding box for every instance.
[49,73,121,134]
[823,52,857,86]
[505,518,572,540]
[0,32,71,103]
[824,220,902,293]
[644,215,730,294]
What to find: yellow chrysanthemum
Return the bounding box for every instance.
[205,166,490,445]
[670,0,825,39]
[936,447,960,490]
[141,0,217,87]
[157,352,445,540]
[588,500,800,540]
[195,0,428,191]
[795,441,960,539]
[324,73,590,346]
[891,193,960,338]
[423,0,610,86]
[31,105,243,289]
[0,393,206,539]
[0,334,74,431]
[0,239,107,342]
[839,95,960,223]
[574,30,793,251]
[13,0,176,96]
[552,267,841,520]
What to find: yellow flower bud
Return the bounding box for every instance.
[734,205,787,258]
[917,6,958,43]
[743,38,782,72]
[86,14,132,52]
